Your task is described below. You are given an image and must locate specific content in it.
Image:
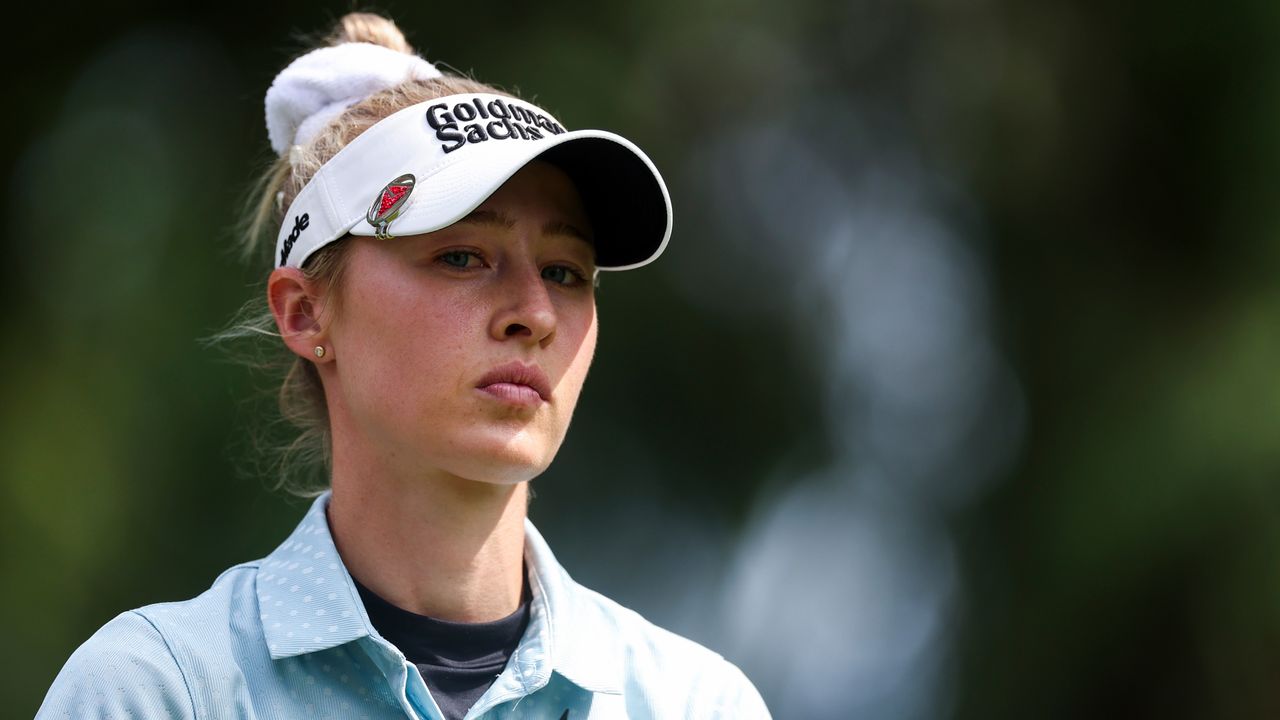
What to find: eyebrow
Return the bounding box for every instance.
[458,209,593,246]
[458,209,515,230]
[541,219,593,245]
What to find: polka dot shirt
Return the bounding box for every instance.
[36,492,769,719]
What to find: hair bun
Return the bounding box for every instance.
[264,41,442,155]
[327,12,415,53]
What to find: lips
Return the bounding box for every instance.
[475,361,552,405]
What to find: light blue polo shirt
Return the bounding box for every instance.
[36,492,770,719]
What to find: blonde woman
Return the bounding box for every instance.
[37,12,768,720]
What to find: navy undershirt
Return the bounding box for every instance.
[353,574,531,720]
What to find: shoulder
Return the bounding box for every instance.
[37,562,262,720]
[572,583,771,718]
[36,610,195,719]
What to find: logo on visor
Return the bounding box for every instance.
[279,213,310,267]
[366,174,416,240]
[425,98,567,154]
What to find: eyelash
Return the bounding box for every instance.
[434,250,589,287]
[436,250,485,270]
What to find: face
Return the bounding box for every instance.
[319,161,598,485]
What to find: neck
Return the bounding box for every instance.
[326,438,529,623]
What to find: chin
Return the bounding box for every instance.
[445,456,550,486]
[441,431,561,486]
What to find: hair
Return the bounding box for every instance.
[214,12,517,495]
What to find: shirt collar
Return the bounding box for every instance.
[257,491,373,659]
[255,491,625,695]
[522,519,625,695]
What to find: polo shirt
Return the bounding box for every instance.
[36,491,770,719]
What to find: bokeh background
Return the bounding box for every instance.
[5,0,1280,718]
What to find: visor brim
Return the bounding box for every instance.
[346,129,672,271]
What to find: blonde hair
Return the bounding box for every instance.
[217,12,517,495]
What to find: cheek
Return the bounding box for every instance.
[335,272,480,398]
[559,307,599,396]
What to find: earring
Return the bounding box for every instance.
[313,346,326,359]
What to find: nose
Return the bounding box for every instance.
[489,261,557,347]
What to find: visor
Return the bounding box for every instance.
[275,92,672,271]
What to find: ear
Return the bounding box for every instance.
[267,266,331,362]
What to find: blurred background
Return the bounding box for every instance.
[4,0,1280,717]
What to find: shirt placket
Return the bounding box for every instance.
[359,634,449,720]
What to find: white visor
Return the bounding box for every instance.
[275,92,672,271]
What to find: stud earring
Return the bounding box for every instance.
[313,346,326,359]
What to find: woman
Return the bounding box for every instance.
[37,12,769,720]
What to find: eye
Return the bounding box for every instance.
[542,264,587,286]
[438,250,483,269]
